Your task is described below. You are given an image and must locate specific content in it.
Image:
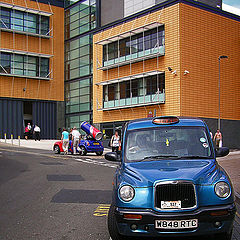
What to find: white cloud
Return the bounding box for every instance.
[222,3,240,16]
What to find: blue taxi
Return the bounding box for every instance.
[105,116,236,240]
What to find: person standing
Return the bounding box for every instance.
[213,129,222,148]
[72,126,81,155]
[111,130,121,154]
[34,124,41,141]
[61,128,69,155]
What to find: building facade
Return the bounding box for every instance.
[93,0,240,148]
[0,0,64,139]
[64,0,223,134]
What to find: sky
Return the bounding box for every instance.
[222,0,240,9]
[222,0,240,15]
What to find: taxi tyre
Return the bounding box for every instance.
[80,146,87,156]
[215,230,233,240]
[108,204,129,240]
[54,145,60,154]
[96,151,103,156]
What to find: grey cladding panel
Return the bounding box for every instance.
[101,0,124,26]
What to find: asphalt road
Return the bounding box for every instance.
[0,144,239,240]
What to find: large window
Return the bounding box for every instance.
[65,35,92,80]
[65,0,96,39]
[103,73,165,109]
[0,53,50,78]
[65,114,91,133]
[0,7,49,35]
[65,77,92,114]
[103,26,165,67]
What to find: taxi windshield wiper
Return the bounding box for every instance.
[177,155,211,159]
[142,155,180,160]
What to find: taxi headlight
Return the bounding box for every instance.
[119,185,135,202]
[215,182,231,198]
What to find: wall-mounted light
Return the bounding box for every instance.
[168,67,172,72]
[23,88,26,92]
[184,70,189,75]
[172,70,177,75]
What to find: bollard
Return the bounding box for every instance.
[4,133,6,143]
[11,134,13,145]
[18,136,20,147]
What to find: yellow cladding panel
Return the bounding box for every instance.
[0,0,64,101]
[93,4,181,124]
[179,3,240,120]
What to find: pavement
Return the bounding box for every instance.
[0,139,112,153]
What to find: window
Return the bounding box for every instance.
[103,73,165,109]
[0,7,50,36]
[65,77,92,114]
[65,35,92,80]
[65,0,97,39]
[103,26,165,67]
[0,52,50,78]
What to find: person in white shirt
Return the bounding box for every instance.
[72,126,81,154]
[111,130,121,154]
[34,124,41,141]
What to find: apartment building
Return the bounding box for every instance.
[93,0,240,148]
[0,0,64,139]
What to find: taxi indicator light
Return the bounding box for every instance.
[153,116,179,125]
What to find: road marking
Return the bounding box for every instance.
[93,204,110,217]
[74,158,117,168]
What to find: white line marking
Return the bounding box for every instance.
[73,158,117,168]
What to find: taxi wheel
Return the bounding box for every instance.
[215,230,232,240]
[54,145,60,154]
[96,151,103,156]
[80,146,87,156]
[108,204,129,240]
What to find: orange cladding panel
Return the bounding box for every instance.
[179,3,240,120]
[93,4,181,124]
[0,0,64,102]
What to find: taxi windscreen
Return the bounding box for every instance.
[125,126,213,162]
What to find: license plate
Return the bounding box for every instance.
[93,143,99,145]
[155,219,198,229]
[161,200,181,209]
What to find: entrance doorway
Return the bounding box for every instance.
[23,101,33,138]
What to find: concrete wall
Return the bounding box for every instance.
[156,0,222,8]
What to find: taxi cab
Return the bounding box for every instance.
[105,116,236,240]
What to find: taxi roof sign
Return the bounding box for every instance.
[153,116,179,125]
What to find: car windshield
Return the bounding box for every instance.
[125,126,213,162]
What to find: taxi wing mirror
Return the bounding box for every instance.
[215,147,229,158]
[105,152,119,162]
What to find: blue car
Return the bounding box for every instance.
[105,116,236,240]
[53,137,104,156]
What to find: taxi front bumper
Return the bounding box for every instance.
[115,203,236,237]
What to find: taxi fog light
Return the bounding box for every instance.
[119,185,135,202]
[214,221,222,228]
[210,210,228,216]
[130,224,138,230]
[123,214,142,220]
[214,182,230,198]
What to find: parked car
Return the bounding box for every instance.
[105,116,236,240]
[53,137,104,156]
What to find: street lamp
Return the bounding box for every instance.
[218,55,228,130]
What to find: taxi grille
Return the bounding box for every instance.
[155,182,196,209]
